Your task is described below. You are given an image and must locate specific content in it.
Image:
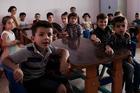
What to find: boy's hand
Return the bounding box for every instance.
[62,31,69,38]
[105,45,114,55]
[13,68,24,83]
[91,35,101,44]
[95,37,101,43]
[60,62,71,75]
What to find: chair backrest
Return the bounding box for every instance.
[4,67,27,93]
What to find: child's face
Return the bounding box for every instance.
[61,15,68,24]
[135,15,139,20]
[113,21,128,35]
[47,15,54,23]
[108,15,113,21]
[11,8,17,16]
[83,15,90,21]
[20,15,26,21]
[97,18,108,30]
[32,27,53,49]
[35,15,40,20]
[5,18,14,30]
[70,8,76,13]
[69,16,78,24]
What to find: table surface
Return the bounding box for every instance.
[52,37,129,66]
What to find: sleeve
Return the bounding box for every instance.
[53,23,62,32]
[91,29,98,35]
[65,24,69,32]
[77,25,82,36]
[8,48,29,64]
[127,37,132,50]
[106,35,114,48]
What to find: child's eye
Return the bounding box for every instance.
[39,33,44,36]
[116,24,125,28]
[122,24,125,27]
[47,33,53,37]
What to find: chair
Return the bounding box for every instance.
[3,66,27,93]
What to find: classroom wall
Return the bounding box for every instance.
[1,0,139,28]
[118,0,127,16]
[0,0,99,26]
[127,0,140,22]
[100,0,118,15]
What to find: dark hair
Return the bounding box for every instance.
[19,12,26,17]
[135,13,139,16]
[31,20,53,36]
[70,7,76,10]
[8,6,17,12]
[68,13,78,22]
[61,12,68,17]
[47,12,54,18]
[82,13,91,18]
[97,13,107,21]
[112,16,126,26]
[2,16,13,30]
[35,13,40,16]
[107,13,113,17]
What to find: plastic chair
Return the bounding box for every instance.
[3,66,27,93]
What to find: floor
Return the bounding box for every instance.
[0,48,140,93]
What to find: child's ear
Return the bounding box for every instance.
[31,36,35,42]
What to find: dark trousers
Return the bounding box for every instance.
[23,74,70,93]
[123,62,134,93]
[132,59,140,90]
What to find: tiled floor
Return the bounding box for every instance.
[0,48,140,93]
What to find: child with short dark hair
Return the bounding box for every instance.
[91,13,112,44]
[133,12,140,26]
[2,20,71,93]
[61,12,68,31]
[46,12,62,40]
[33,13,41,24]
[105,16,140,93]
[65,13,81,39]
[69,6,80,24]
[107,13,113,28]
[19,12,28,29]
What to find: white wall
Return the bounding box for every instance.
[0,0,99,25]
[100,0,127,16]
[127,0,140,22]
[118,0,127,16]
[100,0,118,15]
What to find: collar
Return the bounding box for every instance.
[32,43,52,57]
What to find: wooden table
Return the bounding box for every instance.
[52,37,129,93]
